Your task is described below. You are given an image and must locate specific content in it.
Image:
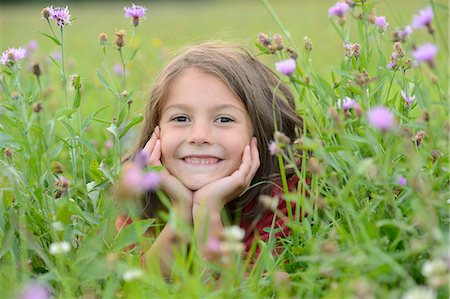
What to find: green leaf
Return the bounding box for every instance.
[119,114,143,139]
[56,108,77,120]
[72,89,81,108]
[96,69,115,95]
[89,160,105,183]
[47,55,61,69]
[39,31,61,46]
[128,47,139,62]
[112,218,155,252]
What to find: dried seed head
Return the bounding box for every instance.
[286,47,298,60]
[274,131,291,144]
[114,30,126,48]
[32,63,41,77]
[33,102,43,113]
[394,42,404,58]
[257,32,271,47]
[272,33,284,50]
[414,130,426,147]
[41,7,51,20]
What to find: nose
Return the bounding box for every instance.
[187,121,213,145]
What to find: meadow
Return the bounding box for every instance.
[0,0,449,298]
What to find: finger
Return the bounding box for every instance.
[245,137,260,183]
[233,145,251,185]
[148,139,162,166]
[142,127,159,157]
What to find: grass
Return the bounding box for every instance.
[0,0,449,298]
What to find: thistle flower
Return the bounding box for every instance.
[412,43,438,67]
[275,58,296,76]
[374,16,388,32]
[0,47,26,66]
[49,241,71,255]
[49,6,71,28]
[411,6,434,33]
[121,161,160,195]
[367,106,396,131]
[337,97,357,112]
[328,2,350,17]
[397,176,407,187]
[401,90,415,108]
[18,281,52,299]
[124,4,147,27]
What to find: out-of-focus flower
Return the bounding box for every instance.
[114,30,126,48]
[104,140,113,149]
[268,140,282,156]
[18,281,52,299]
[304,36,313,52]
[99,33,108,45]
[275,58,296,76]
[374,16,388,32]
[26,40,38,54]
[367,106,396,131]
[41,7,52,20]
[123,268,143,281]
[344,42,360,58]
[397,176,407,187]
[401,286,436,299]
[121,161,160,195]
[422,258,450,288]
[113,63,125,77]
[49,6,71,28]
[49,241,71,255]
[411,6,433,31]
[328,2,350,17]
[48,51,62,63]
[401,90,415,108]
[222,226,245,242]
[337,96,357,112]
[124,4,147,27]
[0,47,26,66]
[412,43,438,67]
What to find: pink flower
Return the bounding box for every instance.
[18,281,51,299]
[397,176,407,187]
[268,140,281,155]
[374,16,388,32]
[113,63,125,77]
[367,106,396,131]
[122,162,160,192]
[124,4,147,26]
[400,90,415,107]
[337,97,357,111]
[1,47,26,65]
[412,43,438,65]
[411,6,433,29]
[328,2,350,17]
[50,6,71,28]
[275,58,296,76]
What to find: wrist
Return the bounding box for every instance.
[193,194,224,212]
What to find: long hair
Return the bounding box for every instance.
[130,42,304,221]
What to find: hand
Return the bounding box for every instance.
[142,126,194,213]
[193,137,260,211]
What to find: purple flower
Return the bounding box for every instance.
[397,176,407,187]
[328,2,350,17]
[113,63,125,77]
[367,106,396,131]
[404,25,413,36]
[412,43,438,65]
[27,40,38,54]
[0,47,26,65]
[134,150,149,168]
[18,281,52,299]
[124,4,147,26]
[401,90,415,107]
[275,58,296,76]
[268,140,281,155]
[411,6,433,29]
[48,51,62,63]
[337,97,357,111]
[49,6,71,28]
[374,16,388,32]
[123,162,160,192]
[141,171,161,190]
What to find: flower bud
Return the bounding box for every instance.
[304,36,313,52]
[32,63,41,77]
[51,162,65,174]
[41,7,51,20]
[33,102,43,113]
[4,147,13,158]
[394,42,404,58]
[286,47,298,60]
[114,30,126,48]
[99,32,108,45]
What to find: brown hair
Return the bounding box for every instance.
[132,42,304,221]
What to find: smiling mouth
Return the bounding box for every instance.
[183,157,221,165]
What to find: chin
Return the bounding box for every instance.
[182,178,213,191]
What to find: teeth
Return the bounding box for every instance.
[185,157,219,165]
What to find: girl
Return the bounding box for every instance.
[120,42,304,277]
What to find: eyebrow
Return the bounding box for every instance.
[163,103,247,114]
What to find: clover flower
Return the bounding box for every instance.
[328,2,350,17]
[374,16,388,32]
[412,43,438,67]
[411,6,433,30]
[0,47,26,66]
[18,281,52,299]
[49,241,71,255]
[50,6,71,28]
[401,90,415,108]
[275,58,296,76]
[367,106,396,131]
[124,4,147,26]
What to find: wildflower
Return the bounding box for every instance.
[32,63,42,77]
[49,241,71,255]
[422,258,449,287]
[272,33,284,51]
[52,221,64,231]
[411,6,434,34]
[121,161,160,194]
[430,150,443,162]
[70,74,81,89]
[134,150,149,168]
[114,30,126,48]
[257,32,272,47]
[33,102,43,113]
[49,6,71,28]
[48,51,61,63]
[259,194,278,211]
[275,58,296,76]
[4,147,13,158]
[344,43,360,58]
[394,42,404,58]
[18,281,52,299]
[328,2,350,18]
[98,33,108,45]
[387,52,398,70]
[401,90,415,108]
[222,226,245,242]
[414,130,426,147]
[304,36,313,52]
[268,140,282,155]
[113,63,125,76]
[412,43,438,68]
[41,7,52,20]
[337,97,357,112]
[124,4,147,27]
[26,40,38,54]
[397,176,407,187]
[54,176,70,198]
[401,286,436,299]
[0,47,26,66]
[123,268,143,281]
[374,16,388,32]
[367,106,396,131]
[286,47,298,60]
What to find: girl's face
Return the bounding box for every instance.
[159,68,253,191]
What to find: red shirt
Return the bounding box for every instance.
[240,175,305,259]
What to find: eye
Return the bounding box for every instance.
[171,115,190,122]
[215,116,234,123]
